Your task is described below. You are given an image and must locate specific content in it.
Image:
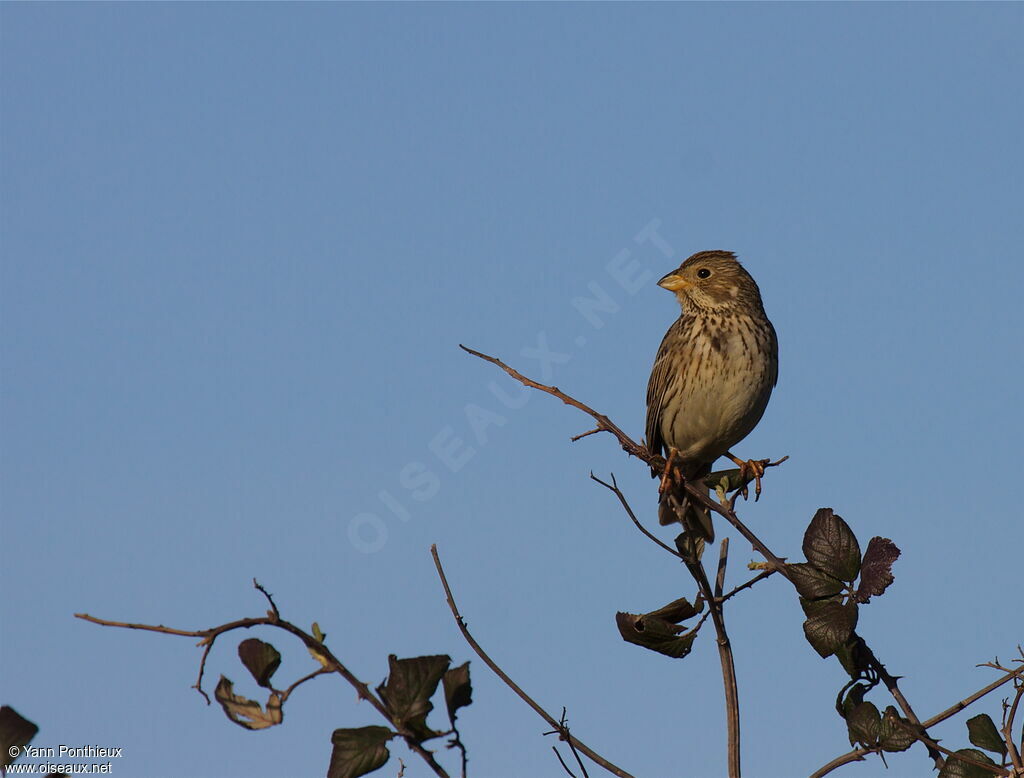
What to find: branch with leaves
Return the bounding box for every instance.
[459,344,1021,778]
[72,580,472,778]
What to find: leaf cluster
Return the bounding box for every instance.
[211,633,472,778]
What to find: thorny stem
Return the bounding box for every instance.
[811,664,1024,777]
[430,544,635,778]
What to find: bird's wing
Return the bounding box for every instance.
[645,316,685,461]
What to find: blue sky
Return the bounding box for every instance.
[2,4,1022,777]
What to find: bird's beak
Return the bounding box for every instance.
[658,272,690,292]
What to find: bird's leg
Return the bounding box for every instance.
[726,452,771,500]
[658,449,679,497]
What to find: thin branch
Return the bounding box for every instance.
[717,569,776,605]
[253,578,280,620]
[1003,680,1023,771]
[552,745,579,778]
[460,345,649,462]
[715,539,730,600]
[74,613,213,638]
[279,667,333,704]
[430,544,635,778]
[922,664,1024,729]
[808,747,874,778]
[546,708,590,778]
[589,473,681,558]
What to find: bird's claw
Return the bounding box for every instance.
[727,454,771,501]
[658,449,679,497]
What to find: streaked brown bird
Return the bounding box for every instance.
[645,250,778,541]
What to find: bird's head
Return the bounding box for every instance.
[658,250,765,314]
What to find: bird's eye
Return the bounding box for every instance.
[697,268,712,279]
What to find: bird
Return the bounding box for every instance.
[645,250,778,542]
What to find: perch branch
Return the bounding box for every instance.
[462,345,946,773]
[461,345,648,461]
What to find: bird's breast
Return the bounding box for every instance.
[660,315,775,464]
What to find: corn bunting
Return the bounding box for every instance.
[645,250,778,540]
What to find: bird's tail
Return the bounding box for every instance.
[658,464,715,542]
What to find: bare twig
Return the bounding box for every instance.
[446,725,469,778]
[430,544,634,778]
[253,578,280,620]
[922,664,1024,729]
[552,746,579,778]
[590,473,681,558]
[546,708,590,778]
[461,345,649,462]
[717,569,776,605]
[715,539,730,600]
[1003,680,1024,771]
[279,667,333,704]
[808,747,874,778]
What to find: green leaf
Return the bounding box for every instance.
[937,748,999,778]
[376,655,450,742]
[845,701,881,747]
[800,597,858,658]
[645,596,703,624]
[442,662,472,727]
[878,706,917,753]
[803,508,861,582]
[0,706,39,769]
[703,469,745,492]
[308,622,332,669]
[966,713,1006,756]
[855,537,901,603]
[673,531,705,563]
[833,634,870,678]
[214,676,283,730]
[327,726,394,778]
[839,681,869,719]
[615,611,697,659]
[238,638,282,688]
[787,562,844,599]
